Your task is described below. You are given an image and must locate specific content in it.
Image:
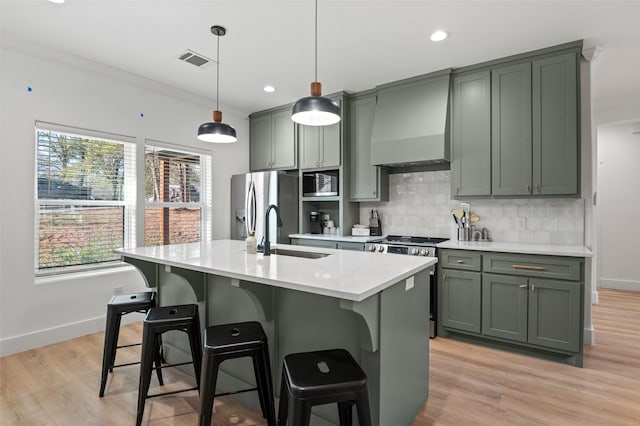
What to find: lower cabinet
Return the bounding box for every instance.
[290,238,365,252]
[440,269,481,333]
[439,249,584,366]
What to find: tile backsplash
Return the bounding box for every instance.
[359,171,585,245]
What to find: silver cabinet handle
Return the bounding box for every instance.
[519,284,528,288]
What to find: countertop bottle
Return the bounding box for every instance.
[245,232,257,254]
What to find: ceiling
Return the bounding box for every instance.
[2,0,640,116]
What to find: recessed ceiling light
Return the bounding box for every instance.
[263,85,275,93]
[48,0,65,4]
[430,30,448,42]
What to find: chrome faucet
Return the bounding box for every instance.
[263,204,283,256]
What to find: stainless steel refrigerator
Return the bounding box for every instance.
[230,171,298,245]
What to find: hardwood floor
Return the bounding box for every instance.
[1,289,639,425]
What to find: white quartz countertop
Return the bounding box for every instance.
[289,233,384,243]
[437,240,593,258]
[115,239,436,302]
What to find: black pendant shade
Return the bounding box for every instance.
[291,0,341,126]
[197,25,237,143]
[197,120,237,144]
[292,93,341,126]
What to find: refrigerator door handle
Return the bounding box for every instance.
[246,180,257,236]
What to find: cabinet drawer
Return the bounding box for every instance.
[483,253,582,281]
[440,250,482,271]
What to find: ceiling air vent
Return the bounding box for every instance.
[177,49,214,67]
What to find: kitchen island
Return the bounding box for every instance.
[115,239,436,426]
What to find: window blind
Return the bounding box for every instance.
[35,127,136,272]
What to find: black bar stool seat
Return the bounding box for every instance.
[99,291,163,397]
[199,321,276,426]
[136,304,202,426]
[278,349,372,426]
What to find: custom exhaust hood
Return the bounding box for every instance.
[370,69,451,172]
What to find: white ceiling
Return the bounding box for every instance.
[2,0,640,116]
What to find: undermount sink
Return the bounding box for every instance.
[269,248,330,259]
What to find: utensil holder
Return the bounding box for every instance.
[458,228,470,241]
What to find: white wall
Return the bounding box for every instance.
[0,39,249,356]
[596,123,640,291]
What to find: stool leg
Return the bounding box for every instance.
[288,398,311,426]
[253,348,276,426]
[99,306,119,397]
[338,401,354,426]
[187,322,202,390]
[277,373,288,426]
[198,354,221,426]
[355,390,372,426]
[136,325,157,426]
[154,335,164,386]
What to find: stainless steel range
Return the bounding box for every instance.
[365,235,449,338]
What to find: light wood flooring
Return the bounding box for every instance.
[1,288,639,425]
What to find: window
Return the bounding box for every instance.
[35,123,136,273]
[144,143,211,246]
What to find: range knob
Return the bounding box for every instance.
[410,247,419,255]
[378,245,385,253]
[368,245,376,252]
[420,248,429,256]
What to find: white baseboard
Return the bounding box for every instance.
[599,278,640,292]
[584,326,595,346]
[0,312,144,357]
[592,290,599,304]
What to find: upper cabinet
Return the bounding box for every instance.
[298,96,342,169]
[349,91,388,201]
[532,52,578,195]
[451,71,491,197]
[451,42,581,198]
[250,106,297,171]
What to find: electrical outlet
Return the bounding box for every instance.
[516,217,526,231]
[113,285,123,295]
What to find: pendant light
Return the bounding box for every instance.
[197,25,237,143]
[291,0,340,126]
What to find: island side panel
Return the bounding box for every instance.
[378,269,430,425]
[276,287,369,425]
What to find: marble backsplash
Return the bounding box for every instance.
[359,170,585,245]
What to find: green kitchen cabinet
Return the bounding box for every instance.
[298,97,342,170]
[349,91,388,201]
[451,71,491,197]
[289,238,337,249]
[440,268,482,333]
[250,106,297,171]
[532,52,578,195]
[492,52,578,196]
[491,62,532,196]
[528,278,581,352]
[336,241,365,251]
[482,273,528,342]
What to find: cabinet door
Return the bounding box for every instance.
[350,95,383,200]
[492,62,532,196]
[271,109,296,170]
[532,52,578,195]
[290,238,337,249]
[336,241,364,251]
[451,71,491,197]
[482,273,528,342]
[440,269,481,333]
[321,123,341,168]
[299,125,322,169]
[250,114,273,171]
[528,278,581,352]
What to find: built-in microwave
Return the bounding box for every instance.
[303,170,339,197]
